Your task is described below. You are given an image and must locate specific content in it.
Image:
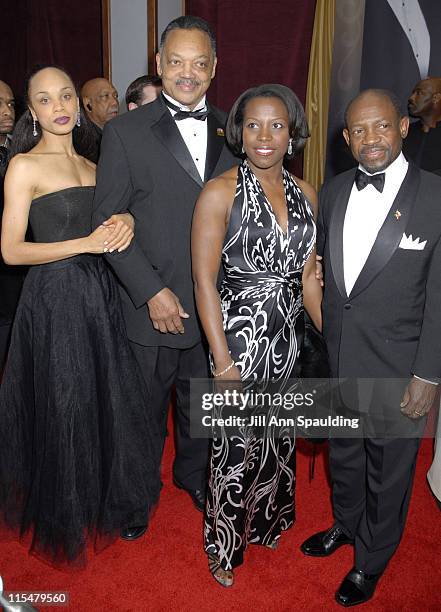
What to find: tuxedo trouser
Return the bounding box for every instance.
[330,435,421,574]
[130,341,210,491]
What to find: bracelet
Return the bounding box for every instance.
[213,359,236,377]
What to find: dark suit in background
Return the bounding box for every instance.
[361,0,441,111]
[0,155,26,369]
[403,119,441,175]
[318,163,441,573]
[92,95,236,492]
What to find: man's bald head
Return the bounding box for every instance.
[81,77,119,129]
[0,80,15,144]
[408,77,441,125]
[343,89,409,173]
[0,80,13,97]
[344,89,403,128]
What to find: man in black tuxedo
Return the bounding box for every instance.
[92,16,236,539]
[301,90,441,606]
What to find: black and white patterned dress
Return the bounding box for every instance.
[204,160,316,570]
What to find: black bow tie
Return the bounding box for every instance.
[355,168,385,193]
[162,94,209,121]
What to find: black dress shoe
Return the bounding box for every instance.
[335,567,382,607]
[173,477,205,512]
[300,525,353,557]
[120,525,147,541]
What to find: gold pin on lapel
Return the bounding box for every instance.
[394,210,401,220]
[216,127,224,137]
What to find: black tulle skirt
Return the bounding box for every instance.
[0,255,161,566]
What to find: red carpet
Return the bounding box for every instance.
[1,430,440,611]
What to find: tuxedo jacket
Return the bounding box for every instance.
[403,121,441,176]
[318,163,441,381]
[92,95,237,348]
[361,0,441,110]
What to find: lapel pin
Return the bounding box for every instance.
[216,127,224,137]
[394,210,401,220]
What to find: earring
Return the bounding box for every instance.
[287,138,293,156]
[76,110,81,127]
[241,145,245,155]
[32,119,38,137]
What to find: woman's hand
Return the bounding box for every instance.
[315,254,324,287]
[214,364,242,395]
[82,225,112,254]
[101,213,135,252]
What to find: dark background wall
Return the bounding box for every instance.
[0,0,103,103]
[186,0,317,176]
[0,0,316,175]
[186,0,316,111]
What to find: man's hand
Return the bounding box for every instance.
[400,376,438,419]
[316,254,324,287]
[147,287,189,334]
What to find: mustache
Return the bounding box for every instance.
[175,78,201,86]
[359,146,387,154]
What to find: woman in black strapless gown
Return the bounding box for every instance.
[0,67,160,565]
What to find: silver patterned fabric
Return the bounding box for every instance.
[204,161,316,570]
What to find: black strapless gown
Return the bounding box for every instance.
[0,187,161,565]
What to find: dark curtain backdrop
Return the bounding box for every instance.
[0,0,102,108]
[186,0,317,175]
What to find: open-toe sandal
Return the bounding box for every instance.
[208,553,234,588]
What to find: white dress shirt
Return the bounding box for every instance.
[387,0,430,79]
[343,152,408,295]
[162,92,208,181]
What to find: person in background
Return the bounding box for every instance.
[404,78,441,509]
[0,79,26,369]
[80,77,119,162]
[125,75,162,110]
[81,77,119,130]
[0,80,14,152]
[404,76,441,175]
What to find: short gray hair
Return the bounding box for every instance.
[159,15,216,56]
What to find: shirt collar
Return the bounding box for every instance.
[359,151,408,182]
[162,91,207,114]
[0,134,11,148]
